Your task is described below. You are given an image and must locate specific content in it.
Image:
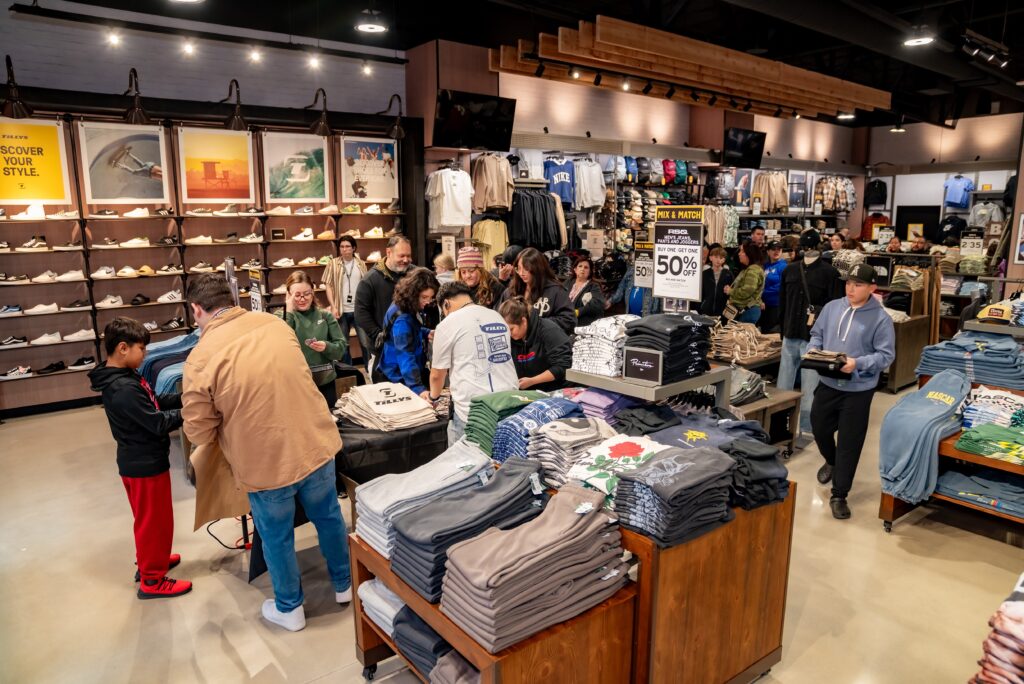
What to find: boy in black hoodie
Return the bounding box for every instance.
[88,317,191,599]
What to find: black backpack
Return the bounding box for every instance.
[636,157,652,184]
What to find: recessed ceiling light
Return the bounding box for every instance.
[182,40,195,55]
[170,0,204,3]
[309,55,321,69]
[107,31,120,46]
[362,60,372,76]
[571,68,580,79]
[622,80,630,91]
[356,9,387,33]
[249,49,262,63]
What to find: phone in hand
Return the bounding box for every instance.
[304,338,316,347]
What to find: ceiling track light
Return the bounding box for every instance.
[642,80,653,95]
[2,54,33,119]
[218,78,247,131]
[571,68,581,79]
[122,67,149,125]
[773,106,782,117]
[622,79,630,91]
[708,94,718,107]
[793,110,800,119]
[1001,57,1011,68]
[665,85,676,99]
[375,93,405,140]
[743,100,752,112]
[728,97,738,108]
[534,61,545,77]
[593,72,602,86]
[305,87,331,137]
[688,89,698,102]
[356,8,388,33]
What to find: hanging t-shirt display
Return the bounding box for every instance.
[944,175,975,208]
[426,168,474,232]
[544,159,575,205]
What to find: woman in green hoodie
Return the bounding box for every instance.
[279,271,347,408]
[725,241,766,324]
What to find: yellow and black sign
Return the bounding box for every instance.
[0,118,71,204]
[655,205,704,223]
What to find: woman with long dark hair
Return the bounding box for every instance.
[376,267,439,397]
[501,247,575,333]
[565,256,606,327]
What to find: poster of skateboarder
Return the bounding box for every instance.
[262,132,329,203]
[77,121,170,205]
[177,127,254,204]
[340,136,398,203]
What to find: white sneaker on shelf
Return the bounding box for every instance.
[366,251,382,262]
[46,209,79,220]
[364,204,381,214]
[96,294,123,308]
[297,257,316,266]
[16,236,48,252]
[31,271,58,284]
[214,204,240,217]
[1,366,33,379]
[272,284,287,294]
[186,208,212,217]
[24,303,59,315]
[157,289,183,303]
[261,599,305,632]
[266,206,292,216]
[29,332,62,345]
[157,264,183,275]
[123,207,150,218]
[65,329,97,342]
[292,228,314,241]
[143,321,159,332]
[273,257,295,268]
[119,237,150,248]
[185,235,213,245]
[91,266,116,279]
[239,232,263,243]
[55,270,85,282]
[318,205,339,214]
[363,226,385,238]
[216,262,227,272]
[13,204,45,220]
[116,266,139,278]
[189,262,214,273]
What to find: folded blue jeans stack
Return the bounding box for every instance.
[916,332,1024,389]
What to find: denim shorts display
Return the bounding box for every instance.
[879,369,971,504]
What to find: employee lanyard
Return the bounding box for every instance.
[343,259,355,295]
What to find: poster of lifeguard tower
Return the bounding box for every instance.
[177,127,254,204]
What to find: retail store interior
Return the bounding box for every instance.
[2,1,1024,683]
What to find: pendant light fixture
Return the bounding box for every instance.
[305,87,331,137]
[219,79,247,131]
[123,67,149,125]
[356,6,388,33]
[2,55,32,119]
[376,93,404,140]
[903,25,935,47]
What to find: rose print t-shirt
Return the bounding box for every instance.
[565,434,673,505]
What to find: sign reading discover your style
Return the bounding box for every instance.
[653,205,704,302]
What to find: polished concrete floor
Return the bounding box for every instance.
[1,390,1022,683]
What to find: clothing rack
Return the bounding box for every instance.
[431,158,464,171]
[514,178,549,188]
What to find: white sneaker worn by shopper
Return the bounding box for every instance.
[261,599,305,632]
[336,587,352,604]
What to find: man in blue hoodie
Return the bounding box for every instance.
[808,263,895,519]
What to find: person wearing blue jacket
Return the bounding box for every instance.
[759,241,787,333]
[376,268,440,397]
[807,263,895,520]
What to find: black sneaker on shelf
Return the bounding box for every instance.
[37,360,67,375]
[156,236,177,246]
[1,336,28,347]
[241,259,261,269]
[68,356,96,370]
[53,240,83,251]
[215,232,239,243]
[93,237,119,249]
[62,299,91,311]
[131,293,151,306]
[5,275,29,284]
[89,209,119,218]
[160,317,185,331]
[156,208,172,217]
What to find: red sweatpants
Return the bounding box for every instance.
[121,471,174,582]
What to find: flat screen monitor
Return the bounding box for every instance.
[721,128,767,169]
[433,89,517,151]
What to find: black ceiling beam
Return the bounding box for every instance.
[7,2,407,66]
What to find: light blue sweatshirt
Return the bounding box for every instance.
[808,294,896,392]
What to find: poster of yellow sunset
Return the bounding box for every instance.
[177,127,254,203]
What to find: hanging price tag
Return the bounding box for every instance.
[634,254,654,288]
[585,229,605,254]
[877,228,895,246]
[441,235,456,257]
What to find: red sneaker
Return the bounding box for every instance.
[137,576,192,600]
[134,554,181,582]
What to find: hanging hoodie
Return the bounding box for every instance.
[808,294,896,392]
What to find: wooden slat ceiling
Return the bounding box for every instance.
[490,15,892,120]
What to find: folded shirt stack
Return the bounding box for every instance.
[571,314,640,377]
[970,580,1024,684]
[355,440,493,559]
[917,332,1024,389]
[335,382,438,430]
[464,390,547,453]
[614,446,736,548]
[891,265,925,290]
[613,404,681,436]
[710,322,782,365]
[936,469,1024,519]
[648,410,769,450]
[719,437,790,509]
[356,578,405,637]
[490,397,584,463]
[730,366,767,406]
[393,606,453,678]
[429,651,480,684]
[565,433,674,506]
[962,386,1024,429]
[526,417,618,487]
[440,485,629,654]
[955,424,1024,467]
[1012,300,1024,328]
[879,369,971,504]
[624,313,715,383]
[573,388,638,425]
[390,459,549,603]
[958,255,987,275]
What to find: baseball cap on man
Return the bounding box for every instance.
[799,229,822,249]
[842,264,878,285]
[767,240,783,250]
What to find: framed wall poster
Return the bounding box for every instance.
[0,117,72,205]
[262,131,329,203]
[733,169,752,207]
[788,170,807,209]
[1015,213,1024,265]
[177,127,255,204]
[77,121,170,205]
[340,136,398,203]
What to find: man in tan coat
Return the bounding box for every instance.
[181,274,350,632]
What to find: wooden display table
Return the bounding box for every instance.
[884,314,930,393]
[735,388,802,458]
[621,484,797,684]
[349,534,637,683]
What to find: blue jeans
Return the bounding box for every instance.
[447,412,466,447]
[777,337,816,433]
[735,306,762,324]
[248,460,351,613]
[338,312,355,365]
